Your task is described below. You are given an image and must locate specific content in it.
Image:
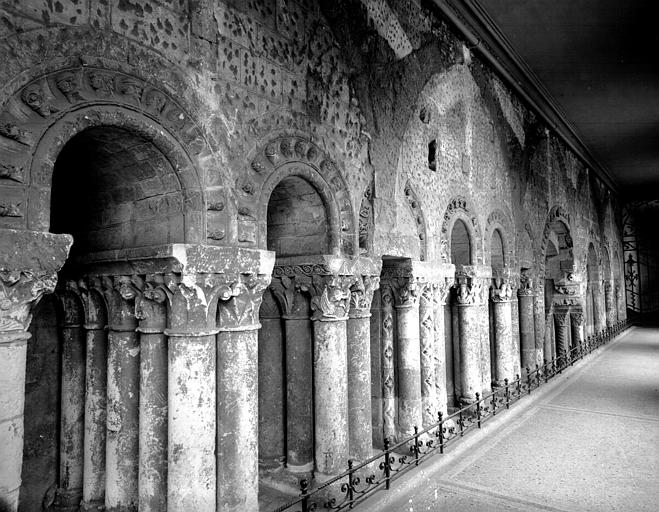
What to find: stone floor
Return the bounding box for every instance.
[359,326,659,512]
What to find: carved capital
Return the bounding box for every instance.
[455,273,488,306]
[518,272,535,297]
[77,277,107,329]
[310,274,355,321]
[432,277,455,305]
[386,277,422,308]
[164,273,227,335]
[349,275,380,318]
[571,312,584,326]
[102,275,138,332]
[217,273,271,331]
[490,278,514,302]
[269,274,312,318]
[554,310,570,328]
[0,270,58,338]
[132,274,168,332]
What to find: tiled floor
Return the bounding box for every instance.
[362,326,659,511]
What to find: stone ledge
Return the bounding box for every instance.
[67,244,275,277]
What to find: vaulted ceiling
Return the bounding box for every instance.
[478,0,659,199]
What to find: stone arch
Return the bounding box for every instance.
[538,205,573,277]
[484,209,513,267]
[0,65,221,243]
[248,134,354,255]
[517,223,536,270]
[440,196,482,264]
[401,180,428,261]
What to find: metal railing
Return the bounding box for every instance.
[268,318,632,512]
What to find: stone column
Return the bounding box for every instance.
[380,284,396,442]
[534,290,548,364]
[571,311,584,348]
[134,276,168,512]
[432,277,454,415]
[0,230,70,512]
[554,309,570,360]
[604,280,616,327]
[165,275,219,512]
[54,284,86,511]
[490,277,515,386]
[103,276,140,512]
[369,289,384,448]
[419,283,436,427]
[310,273,354,477]
[616,281,626,321]
[257,288,285,468]
[455,268,489,403]
[270,274,314,472]
[592,281,607,333]
[79,279,108,512]
[518,274,536,370]
[347,275,379,461]
[217,274,271,512]
[390,275,422,437]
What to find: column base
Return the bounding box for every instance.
[80,500,105,512]
[286,461,314,474]
[52,488,82,511]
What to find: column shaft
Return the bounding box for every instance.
[313,318,349,475]
[396,302,422,436]
[137,302,168,512]
[284,316,313,471]
[433,286,448,415]
[56,317,86,510]
[257,312,285,467]
[347,313,373,461]
[381,288,396,441]
[458,304,481,402]
[554,312,570,360]
[518,293,535,369]
[82,327,107,511]
[419,287,437,427]
[492,300,514,385]
[167,334,216,511]
[105,329,139,512]
[369,291,384,447]
[0,332,29,512]
[217,328,259,511]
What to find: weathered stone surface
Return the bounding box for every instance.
[0,0,629,508]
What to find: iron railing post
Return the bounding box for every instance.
[438,411,444,454]
[383,437,391,490]
[475,393,481,428]
[504,378,510,408]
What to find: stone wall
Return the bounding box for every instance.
[0,0,628,509]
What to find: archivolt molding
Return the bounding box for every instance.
[538,205,573,276]
[247,133,355,255]
[0,64,223,244]
[402,180,428,261]
[484,208,513,266]
[439,195,482,264]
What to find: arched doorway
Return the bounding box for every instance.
[23,123,191,511]
[542,218,576,362]
[258,175,330,489]
[449,218,471,407]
